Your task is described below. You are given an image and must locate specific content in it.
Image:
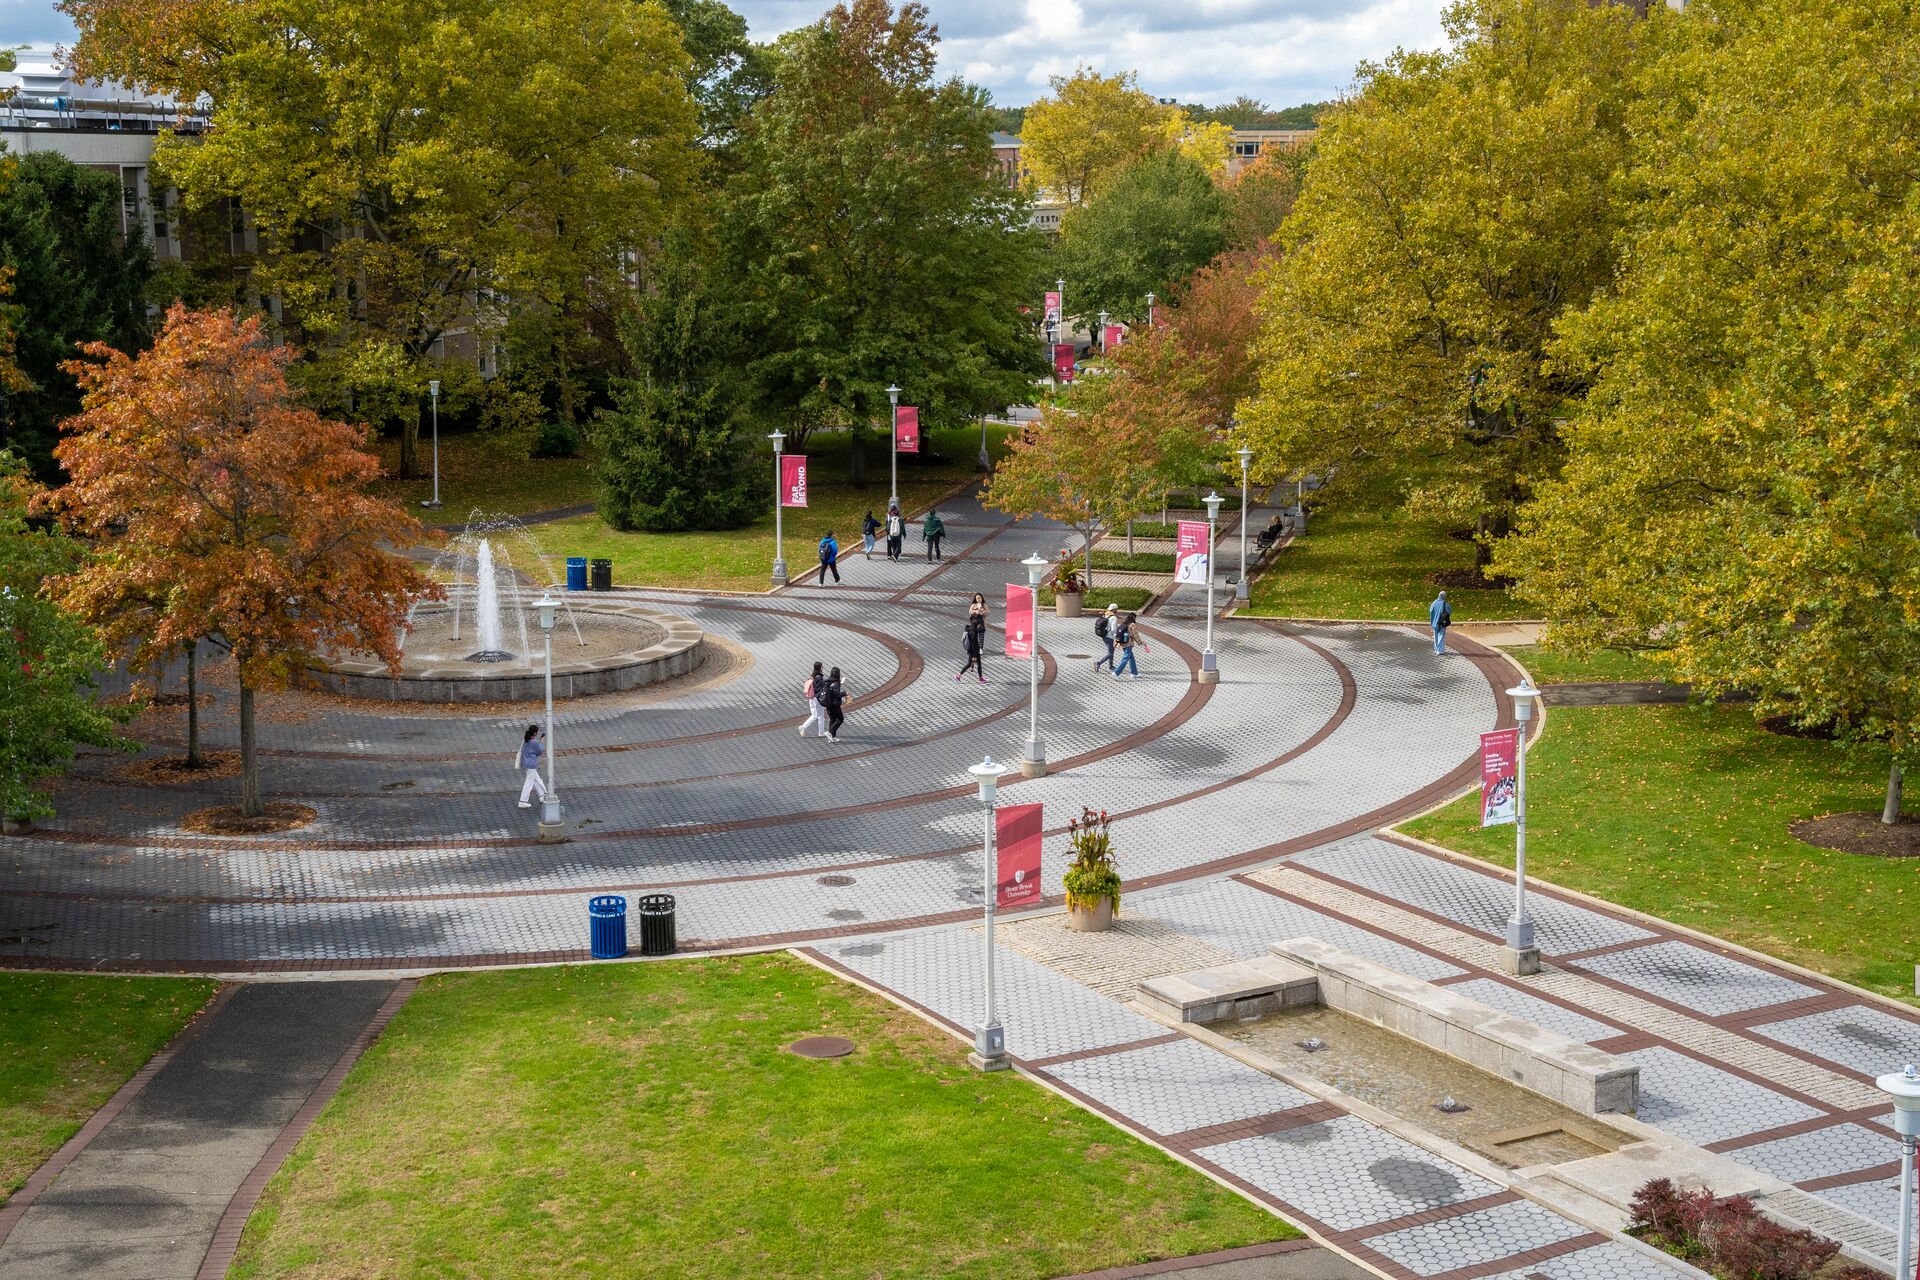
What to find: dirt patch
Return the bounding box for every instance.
[1760,714,1839,741]
[1425,568,1513,591]
[181,801,318,836]
[115,751,243,785]
[147,691,216,709]
[1789,810,1920,858]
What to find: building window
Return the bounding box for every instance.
[1234,141,1261,157]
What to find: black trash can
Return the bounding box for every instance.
[589,894,627,959]
[589,557,613,591]
[637,893,676,956]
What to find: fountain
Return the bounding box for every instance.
[310,512,706,704]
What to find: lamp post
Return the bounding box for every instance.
[977,414,992,473]
[420,379,442,509]
[769,430,787,587]
[1235,444,1253,603]
[1504,681,1542,974]
[1199,492,1222,684]
[534,594,565,843]
[968,756,1010,1072]
[1879,1064,1920,1280]
[1098,310,1109,353]
[1145,291,1155,327]
[886,384,901,515]
[1020,552,1048,778]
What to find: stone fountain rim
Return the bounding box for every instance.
[315,601,703,686]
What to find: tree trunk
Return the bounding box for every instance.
[399,406,421,479]
[1883,760,1904,825]
[238,681,260,817]
[1475,512,1493,571]
[1083,525,1094,587]
[850,430,867,487]
[185,646,201,768]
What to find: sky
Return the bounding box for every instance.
[1,0,1446,109]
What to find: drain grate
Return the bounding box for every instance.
[817,874,856,887]
[788,1036,856,1059]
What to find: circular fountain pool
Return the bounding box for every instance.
[311,601,705,703]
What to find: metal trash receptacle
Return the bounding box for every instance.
[589,894,627,959]
[566,557,588,590]
[589,558,612,591]
[636,893,676,956]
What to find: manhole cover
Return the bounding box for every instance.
[788,1036,856,1059]
[817,874,856,887]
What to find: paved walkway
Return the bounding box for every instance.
[0,980,405,1278]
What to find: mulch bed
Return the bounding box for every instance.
[115,751,243,785]
[1760,715,1839,741]
[1425,568,1514,591]
[1789,810,1920,858]
[180,802,318,836]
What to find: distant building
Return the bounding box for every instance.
[1225,129,1315,178]
[990,131,1025,189]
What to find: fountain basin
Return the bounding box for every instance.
[311,603,706,704]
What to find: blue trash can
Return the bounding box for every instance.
[589,894,627,959]
[566,557,588,591]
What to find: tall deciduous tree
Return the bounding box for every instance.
[1020,68,1225,206]
[65,0,701,475]
[1239,0,1644,561]
[1055,150,1231,327]
[48,306,438,817]
[726,0,1044,484]
[1498,0,1920,822]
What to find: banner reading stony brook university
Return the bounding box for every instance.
[1043,289,1061,323]
[780,454,808,507]
[1480,728,1519,826]
[1174,519,1210,585]
[1103,324,1124,351]
[996,802,1043,908]
[895,405,919,454]
[1004,583,1035,659]
[1053,343,1075,383]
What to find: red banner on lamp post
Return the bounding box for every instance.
[779,454,808,507]
[996,802,1044,907]
[1053,343,1075,383]
[895,406,919,453]
[1480,728,1519,827]
[1103,324,1124,350]
[1174,519,1210,584]
[1004,583,1035,659]
[1043,290,1061,323]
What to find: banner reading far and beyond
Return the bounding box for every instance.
[1480,728,1519,827]
[1174,519,1210,585]
[1004,583,1035,660]
[779,454,808,507]
[996,802,1043,908]
[895,405,920,454]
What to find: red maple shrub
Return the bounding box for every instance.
[1631,1179,1845,1280]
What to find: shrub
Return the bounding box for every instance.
[592,379,758,532]
[1630,1179,1842,1280]
[1630,1178,1716,1254]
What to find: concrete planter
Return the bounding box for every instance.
[1066,897,1114,932]
[1054,590,1085,618]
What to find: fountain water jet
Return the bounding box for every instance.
[466,539,515,663]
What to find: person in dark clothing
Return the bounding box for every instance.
[885,504,905,561]
[957,592,988,682]
[1092,602,1118,673]
[862,510,880,559]
[818,531,841,583]
[821,666,847,742]
[923,509,945,561]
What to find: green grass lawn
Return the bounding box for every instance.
[229,954,1294,1279]
[1041,585,1156,611]
[1500,645,1667,685]
[1245,467,1533,621]
[2,974,217,1201]
[1089,549,1176,573]
[371,433,599,518]
[528,424,1015,592]
[1399,705,1918,1005]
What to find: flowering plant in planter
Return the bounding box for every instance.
[1062,807,1120,914]
[1054,550,1084,594]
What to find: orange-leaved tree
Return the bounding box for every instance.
[47,305,440,816]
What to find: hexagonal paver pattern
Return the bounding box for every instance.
[1196,1115,1503,1232]
[1571,941,1819,1018]
[1364,1198,1591,1275]
[1750,1006,1920,1078]
[1624,1046,1823,1145]
[1811,1176,1906,1233]
[1726,1123,1900,1184]
[1483,1241,1704,1280]
[1042,1037,1314,1137]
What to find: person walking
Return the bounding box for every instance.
[1112,612,1147,680]
[885,504,905,561]
[818,530,841,584]
[516,725,547,807]
[923,508,945,561]
[861,510,880,559]
[1429,589,1452,655]
[821,667,848,742]
[957,592,988,682]
[1092,602,1118,673]
[798,661,829,738]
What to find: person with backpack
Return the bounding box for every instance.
[818,530,841,584]
[885,504,905,561]
[861,510,880,559]
[957,593,988,682]
[1092,602,1118,673]
[1429,589,1452,655]
[798,661,829,738]
[516,724,547,807]
[1112,612,1148,680]
[821,667,848,742]
[923,509,946,562]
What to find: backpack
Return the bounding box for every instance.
[803,676,816,700]
[819,538,832,563]
[1094,616,1110,640]
[1439,604,1452,628]
[1116,624,1132,647]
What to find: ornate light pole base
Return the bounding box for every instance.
[1500,945,1541,976]
[967,1050,1011,1072]
[420,499,442,509]
[1198,652,1220,685]
[1197,669,1219,685]
[537,820,567,844]
[1234,579,1251,602]
[1019,756,1047,779]
[771,559,788,588]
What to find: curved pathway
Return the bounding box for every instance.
[0,493,1508,972]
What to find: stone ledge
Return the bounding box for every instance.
[1136,954,1320,1025]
